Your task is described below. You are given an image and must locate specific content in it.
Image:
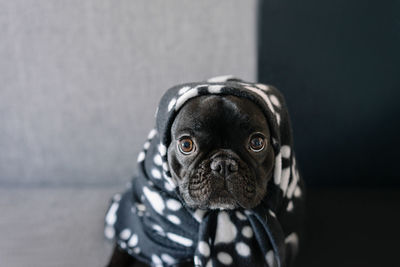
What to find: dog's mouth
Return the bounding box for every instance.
[180,158,260,210]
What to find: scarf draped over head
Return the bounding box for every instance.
[105,76,305,267]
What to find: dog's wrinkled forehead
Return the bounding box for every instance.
[171,95,270,142]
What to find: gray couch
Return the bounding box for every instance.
[0,1,257,266]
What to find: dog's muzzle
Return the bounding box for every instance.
[210,150,240,177]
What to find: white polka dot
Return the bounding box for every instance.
[158,143,167,156]
[217,252,233,265]
[136,203,146,211]
[285,232,299,246]
[166,199,182,211]
[153,154,162,166]
[272,137,278,146]
[175,88,199,110]
[152,224,162,231]
[147,129,157,139]
[286,160,299,199]
[198,241,210,257]
[208,85,223,93]
[168,97,177,111]
[143,141,150,150]
[167,214,181,225]
[128,234,138,247]
[280,167,291,193]
[215,211,237,244]
[119,241,126,249]
[269,210,276,218]
[104,225,115,239]
[166,232,193,247]
[256,83,270,91]
[194,255,201,266]
[285,232,299,255]
[274,153,282,185]
[265,250,275,266]
[151,168,162,179]
[294,186,302,197]
[281,145,291,159]
[287,201,294,212]
[164,181,175,191]
[133,247,141,254]
[119,229,131,240]
[162,162,169,171]
[235,211,246,220]
[105,202,119,225]
[241,226,253,238]
[143,186,165,215]
[207,75,234,82]
[206,259,213,267]
[178,86,191,95]
[235,242,251,257]
[137,151,145,162]
[244,85,275,114]
[193,209,206,223]
[238,81,251,86]
[152,254,163,266]
[276,113,281,125]
[152,224,165,236]
[270,94,281,107]
[161,253,176,265]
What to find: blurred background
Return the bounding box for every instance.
[0,0,398,266]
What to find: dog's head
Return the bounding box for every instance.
[167,95,275,210]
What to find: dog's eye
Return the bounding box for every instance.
[249,134,265,152]
[178,137,195,154]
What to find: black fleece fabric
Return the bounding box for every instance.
[105,76,305,267]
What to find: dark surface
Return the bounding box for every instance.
[258,0,400,186]
[258,1,400,266]
[297,188,400,267]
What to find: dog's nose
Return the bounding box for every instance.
[210,158,238,176]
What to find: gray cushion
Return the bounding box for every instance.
[0,0,257,186]
[0,187,119,267]
[0,1,257,266]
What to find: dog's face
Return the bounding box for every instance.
[168,95,275,210]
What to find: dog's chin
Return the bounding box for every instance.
[181,186,263,210]
[179,171,264,210]
[181,189,239,210]
[202,188,239,210]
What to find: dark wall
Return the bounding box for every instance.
[258,0,400,186]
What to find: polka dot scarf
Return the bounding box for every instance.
[104,76,305,267]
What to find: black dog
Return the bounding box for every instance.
[168,95,275,210]
[105,78,304,267]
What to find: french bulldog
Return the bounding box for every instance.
[106,80,304,267]
[107,94,275,266]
